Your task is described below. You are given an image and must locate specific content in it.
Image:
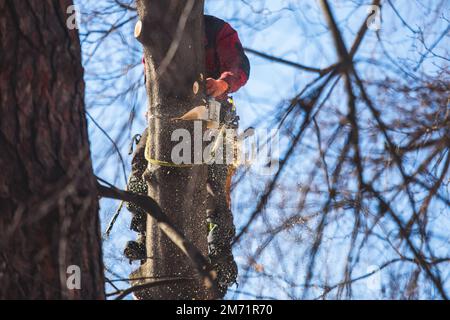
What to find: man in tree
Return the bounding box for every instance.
[124,14,250,294]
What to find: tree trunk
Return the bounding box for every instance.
[132,0,211,299]
[0,0,104,299]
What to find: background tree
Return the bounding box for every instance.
[0,0,104,299]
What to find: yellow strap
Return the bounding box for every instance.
[147,158,198,168]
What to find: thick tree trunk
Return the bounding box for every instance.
[0,0,104,299]
[132,0,211,299]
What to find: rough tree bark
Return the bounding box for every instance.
[0,0,105,299]
[132,0,212,299]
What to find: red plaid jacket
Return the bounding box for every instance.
[144,15,250,96]
[204,15,250,94]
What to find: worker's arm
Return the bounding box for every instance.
[144,23,250,97]
[212,22,250,95]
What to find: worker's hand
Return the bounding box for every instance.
[206,78,229,98]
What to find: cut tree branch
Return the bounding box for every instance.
[244,47,335,75]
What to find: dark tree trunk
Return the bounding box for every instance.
[0,0,104,299]
[132,0,212,299]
